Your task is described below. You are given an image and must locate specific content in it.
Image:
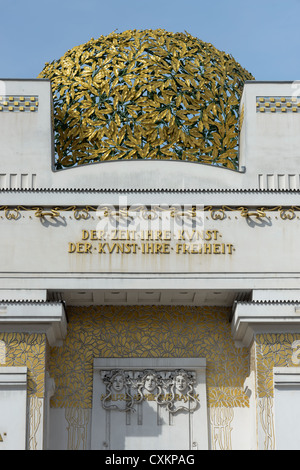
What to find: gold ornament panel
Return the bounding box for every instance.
[256,333,300,398]
[0,333,47,397]
[49,306,249,408]
[38,29,253,170]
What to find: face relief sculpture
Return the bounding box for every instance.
[101,368,199,414]
[112,374,124,392]
[102,370,135,412]
[144,374,157,393]
[175,373,188,393]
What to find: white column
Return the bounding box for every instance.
[0,300,67,449]
[0,367,27,449]
[231,296,300,450]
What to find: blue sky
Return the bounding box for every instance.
[1,0,300,81]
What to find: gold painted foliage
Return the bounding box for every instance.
[256,333,300,398]
[49,306,249,409]
[0,333,47,397]
[38,29,254,170]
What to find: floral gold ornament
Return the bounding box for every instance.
[280,208,295,220]
[239,207,266,219]
[1,205,300,222]
[209,208,225,220]
[49,306,249,409]
[73,208,90,220]
[170,206,197,219]
[0,332,47,398]
[34,207,60,219]
[4,207,20,220]
[255,333,300,399]
[1,204,300,232]
[38,29,253,170]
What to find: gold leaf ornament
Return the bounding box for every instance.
[38,29,253,170]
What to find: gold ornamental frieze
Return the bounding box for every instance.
[1,205,299,221]
[1,204,299,273]
[49,306,249,409]
[0,95,39,113]
[256,96,300,113]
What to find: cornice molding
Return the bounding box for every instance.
[0,301,67,346]
[231,300,300,348]
[1,188,300,194]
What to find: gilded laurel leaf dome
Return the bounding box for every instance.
[38,29,254,170]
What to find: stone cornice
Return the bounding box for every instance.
[1,188,300,194]
[0,301,67,346]
[231,300,300,348]
[1,188,300,207]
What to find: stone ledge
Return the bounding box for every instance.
[0,301,67,346]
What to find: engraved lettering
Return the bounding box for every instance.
[69,228,235,257]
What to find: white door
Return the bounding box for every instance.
[91,358,208,450]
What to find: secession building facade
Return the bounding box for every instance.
[1,30,300,450]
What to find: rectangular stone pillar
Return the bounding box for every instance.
[232,298,300,450]
[0,367,27,449]
[0,300,67,449]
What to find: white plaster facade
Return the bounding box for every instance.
[0,78,300,450]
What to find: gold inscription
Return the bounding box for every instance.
[68,229,235,255]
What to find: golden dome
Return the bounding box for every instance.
[38,29,254,170]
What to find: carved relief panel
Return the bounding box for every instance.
[91,358,208,450]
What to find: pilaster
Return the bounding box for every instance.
[0,300,67,449]
[232,297,300,450]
